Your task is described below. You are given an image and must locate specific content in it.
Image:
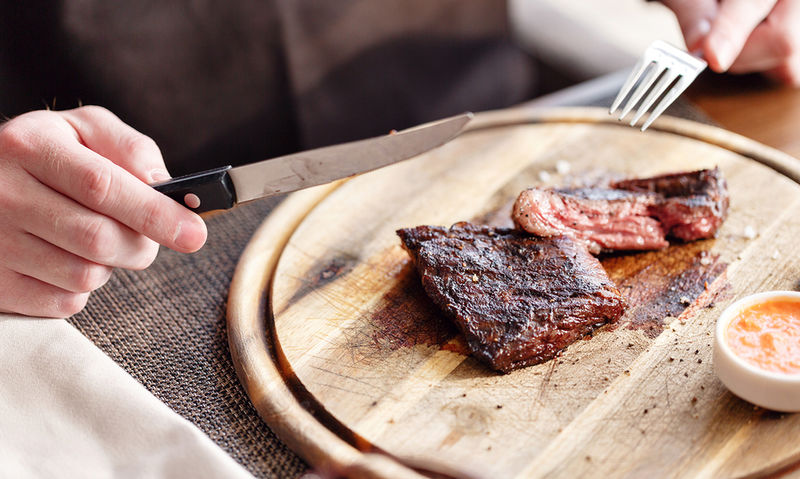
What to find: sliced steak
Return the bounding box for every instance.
[612,167,729,242]
[397,222,626,372]
[512,167,729,254]
[512,187,667,254]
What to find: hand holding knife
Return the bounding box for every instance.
[0,107,469,317]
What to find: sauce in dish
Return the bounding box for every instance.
[726,300,800,375]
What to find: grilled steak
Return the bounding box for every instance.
[512,167,729,254]
[397,223,626,372]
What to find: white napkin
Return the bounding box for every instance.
[0,315,254,479]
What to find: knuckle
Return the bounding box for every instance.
[0,268,90,318]
[78,163,114,208]
[0,117,35,153]
[0,111,62,153]
[80,218,116,262]
[71,262,113,292]
[77,104,114,120]
[56,292,90,317]
[130,240,159,270]
[138,200,167,237]
[123,133,159,158]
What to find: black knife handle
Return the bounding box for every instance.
[152,165,236,213]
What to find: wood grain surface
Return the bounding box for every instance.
[688,74,800,160]
[228,107,800,479]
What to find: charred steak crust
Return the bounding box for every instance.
[397,223,626,372]
[512,167,729,253]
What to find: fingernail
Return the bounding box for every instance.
[685,18,711,50]
[149,168,171,183]
[174,216,206,252]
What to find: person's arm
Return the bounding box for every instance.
[0,105,207,318]
[661,0,800,85]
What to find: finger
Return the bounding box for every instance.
[727,0,799,73]
[0,230,112,293]
[704,0,778,71]
[660,0,719,50]
[728,21,795,73]
[58,105,171,184]
[18,123,206,253]
[0,119,160,269]
[1,171,160,270]
[766,54,800,86]
[0,268,90,318]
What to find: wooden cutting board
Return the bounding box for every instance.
[227,107,800,479]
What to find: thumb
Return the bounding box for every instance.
[660,0,719,51]
[58,105,171,184]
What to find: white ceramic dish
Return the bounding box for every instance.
[714,291,800,412]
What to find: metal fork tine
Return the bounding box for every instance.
[640,76,692,131]
[610,40,707,131]
[609,57,648,115]
[618,63,664,121]
[629,69,679,127]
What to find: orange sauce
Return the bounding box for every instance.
[727,300,800,375]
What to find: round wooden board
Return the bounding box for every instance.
[228,107,800,479]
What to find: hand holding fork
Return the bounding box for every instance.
[611,0,799,131]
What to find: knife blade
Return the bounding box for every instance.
[153,112,472,213]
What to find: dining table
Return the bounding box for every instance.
[2,70,799,479]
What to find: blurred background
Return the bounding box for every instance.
[1,1,795,173]
[510,0,683,84]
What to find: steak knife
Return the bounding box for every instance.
[153,113,472,213]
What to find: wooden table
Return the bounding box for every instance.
[688,73,800,159]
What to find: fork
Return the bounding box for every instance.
[609,40,707,131]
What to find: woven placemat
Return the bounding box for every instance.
[70,197,308,479]
[68,99,713,479]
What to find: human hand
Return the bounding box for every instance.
[661,0,800,85]
[0,106,207,318]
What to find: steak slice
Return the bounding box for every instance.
[512,167,729,254]
[397,222,626,372]
[512,187,667,254]
[611,167,729,242]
